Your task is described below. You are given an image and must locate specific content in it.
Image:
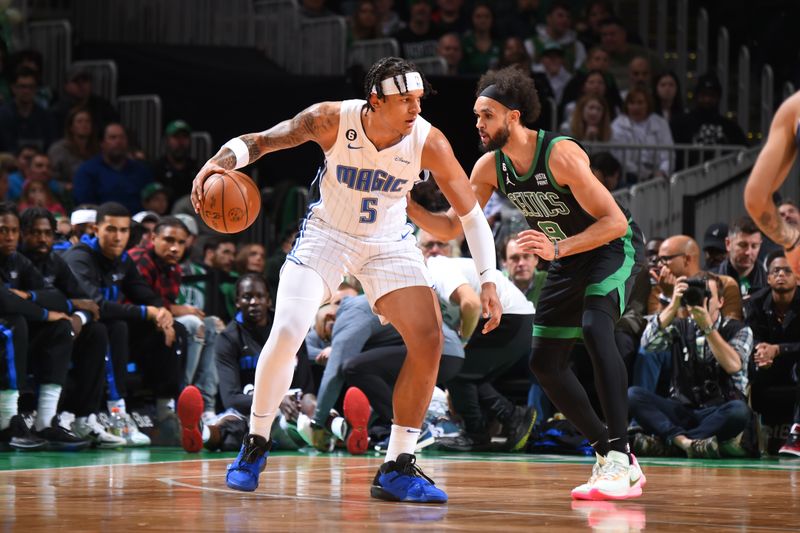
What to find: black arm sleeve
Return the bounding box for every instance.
[214,331,253,415]
[0,287,48,321]
[64,248,147,321]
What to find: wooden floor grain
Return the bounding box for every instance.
[1,453,798,532]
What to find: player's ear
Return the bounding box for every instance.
[508,109,521,125]
[369,93,381,109]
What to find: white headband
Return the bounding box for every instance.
[70,209,96,225]
[371,72,424,95]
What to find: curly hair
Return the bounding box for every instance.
[476,66,541,125]
[363,56,434,112]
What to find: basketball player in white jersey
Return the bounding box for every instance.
[191,57,502,503]
[744,90,800,276]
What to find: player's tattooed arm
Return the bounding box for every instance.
[759,208,800,248]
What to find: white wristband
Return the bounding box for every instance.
[458,202,498,285]
[221,137,249,169]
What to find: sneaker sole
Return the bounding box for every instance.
[508,409,537,452]
[587,475,647,501]
[370,485,447,503]
[415,433,436,452]
[226,477,258,492]
[778,448,800,457]
[45,440,92,452]
[343,387,370,455]
[177,386,204,453]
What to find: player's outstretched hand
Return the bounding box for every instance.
[480,281,502,334]
[191,162,228,214]
[515,229,555,261]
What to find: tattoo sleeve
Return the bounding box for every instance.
[759,206,800,248]
[211,148,237,170]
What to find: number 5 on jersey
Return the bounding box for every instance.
[360,197,378,223]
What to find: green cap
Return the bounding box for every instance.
[141,182,167,202]
[165,119,192,136]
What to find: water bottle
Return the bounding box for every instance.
[110,407,128,440]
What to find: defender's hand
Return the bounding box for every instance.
[515,230,555,261]
[71,298,100,321]
[480,282,502,334]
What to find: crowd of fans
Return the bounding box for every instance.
[0,1,795,461]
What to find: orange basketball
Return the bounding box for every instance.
[200,170,261,234]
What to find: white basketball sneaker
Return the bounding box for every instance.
[571,453,606,500]
[589,450,646,500]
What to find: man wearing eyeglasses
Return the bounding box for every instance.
[745,250,800,457]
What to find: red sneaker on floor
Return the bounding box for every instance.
[779,423,800,457]
[343,387,370,455]
[177,385,204,453]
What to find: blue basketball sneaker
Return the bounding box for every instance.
[370,453,448,503]
[226,434,271,492]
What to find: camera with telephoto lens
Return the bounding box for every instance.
[681,278,711,307]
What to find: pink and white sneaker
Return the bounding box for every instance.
[571,453,606,500]
[588,450,646,500]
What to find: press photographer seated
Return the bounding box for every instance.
[629,273,753,458]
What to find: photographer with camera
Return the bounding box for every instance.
[628,273,753,458]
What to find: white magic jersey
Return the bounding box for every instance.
[309,99,432,238]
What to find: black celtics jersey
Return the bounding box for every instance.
[493,130,631,241]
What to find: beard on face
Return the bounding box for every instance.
[479,122,511,153]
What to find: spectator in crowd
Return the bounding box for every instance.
[129,216,221,431]
[497,0,540,41]
[589,151,623,191]
[715,216,767,300]
[374,0,405,36]
[610,84,674,183]
[620,56,651,99]
[141,183,169,216]
[73,123,155,214]
[599,16,660,92]
[532,43,571,106]
[779,199,800,227]
[234,243,266,276]
[525,0,586,72]
[672,73,747,149]
[8,49,54,109]
[459,3,501,75]
[47,107,99,189]
[151,120,199,206]
[630,273,753,458]
[560,69,617,132]
[637,235,743,394]
[348,0,381,43]
[312,293,463,452]
[0,201,90,451]
[63,201,181,447]
[436,32,463,75]
[492,36,556,130]
[54,205,96,252]
[702,222,729,271]
[563,94,611,142]
[18,179,66,217]
[652,71,684,129]
[6,143,37,201]
[420,230,535,452]
[431,0,468,35]
[0,67,57,153]
[265,226,297,301]
[577,0,613,49]
[501,232,547,307]
[53,65,119,140]
[304,282,359,363]
[561,46,623,119]
[392,0,440,60]
[178,235,237,322]
[299,0,336,18]
[746,250,800,456]
[129,211,160,250]
[17,206,124,447]
[212,274,319,452]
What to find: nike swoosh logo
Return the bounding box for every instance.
[347,144,362,149]
[480,269,490,276]
[401,231,411,239]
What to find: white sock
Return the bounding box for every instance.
[0,389,19,430]
[385,424,420,463]
[35,384,62,431]
[107,398,126,414]
[330,416,346,441]
[201,424,211,442]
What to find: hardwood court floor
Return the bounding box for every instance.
[1,449,798,532]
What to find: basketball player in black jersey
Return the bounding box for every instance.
[745,91,800,276]
[408,66,647,500]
